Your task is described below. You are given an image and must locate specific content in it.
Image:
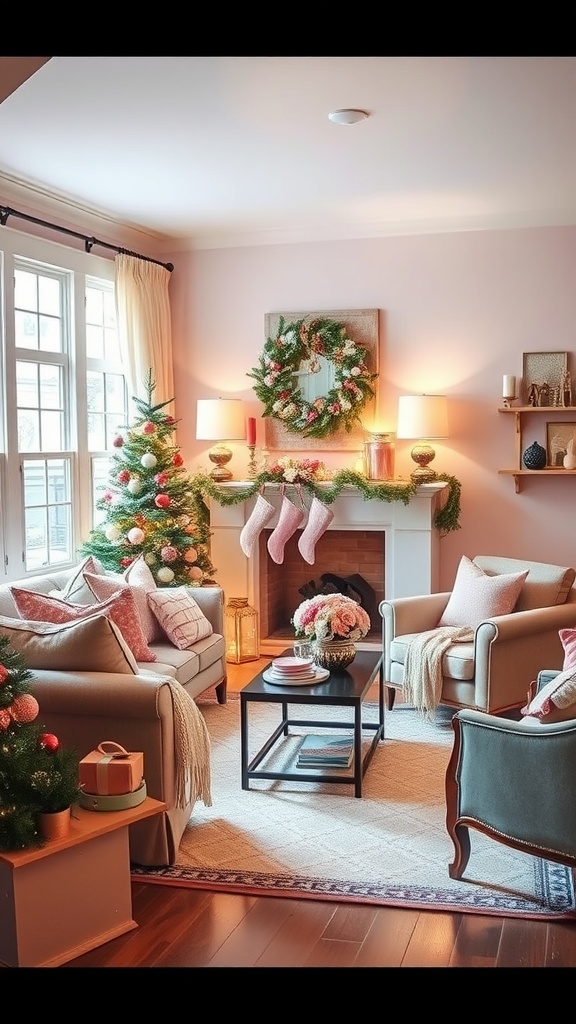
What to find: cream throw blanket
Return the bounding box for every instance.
[403,626,474,718]
[147,674,212,810]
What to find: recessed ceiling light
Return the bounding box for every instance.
[328,109,369,125]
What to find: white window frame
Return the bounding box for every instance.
[0,225,123,582]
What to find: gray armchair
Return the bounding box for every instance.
[445,670,576,878]
[380,555,576,716]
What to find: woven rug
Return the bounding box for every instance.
[131,695,576,919]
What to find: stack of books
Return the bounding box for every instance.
[296,733,354,769]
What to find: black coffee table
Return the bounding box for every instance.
[240,648,384,797]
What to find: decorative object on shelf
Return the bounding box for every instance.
[546,422,576,468]
[522,440,547,469]
[396,394,449,482]
[563,438,576,469]
[522,351,568,406]
[502,375,517,409]
[38,807,72,840]
[196,397,246,481]
[562,371,572,408]
[364,431,395,480]
[189,467,463,536]
[313,638,357,672]
[250,309,379,447]
[225,597,259,664]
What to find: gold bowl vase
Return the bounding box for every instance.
[313,639,356,672]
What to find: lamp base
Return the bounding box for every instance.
[410,441,437,483]
[209,444,233,481]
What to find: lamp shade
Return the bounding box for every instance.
[396,395,449,440]
[196,399,246,441]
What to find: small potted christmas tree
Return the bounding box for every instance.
[0,635,81,850]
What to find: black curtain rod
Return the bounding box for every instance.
[0,205,174,272]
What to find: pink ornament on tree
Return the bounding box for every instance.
[161,545,177,562]
[38,733,59,753]
[0,664,8,684]
[10,693,40,723]
[184,547,198,563]
[0,709,11,730]
[112,435,124,448]
[118,469,130,484]
[173,453,184,467]
[155,493,170,508]
[143,421,156,434]
[154,472,168,486]
[127,527,145,545]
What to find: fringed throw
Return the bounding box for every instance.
[403,626,474,719]
[146,674,212,809]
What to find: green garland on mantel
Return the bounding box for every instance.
[189,469,462,535]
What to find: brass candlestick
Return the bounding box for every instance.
[247,445,258,479]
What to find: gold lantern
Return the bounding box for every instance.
[225,597,259,663]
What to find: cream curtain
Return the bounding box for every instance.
[114,253,174,405]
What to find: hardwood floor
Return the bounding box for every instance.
[64,659,576,967]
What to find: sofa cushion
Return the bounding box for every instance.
[390,632,475,681]
[84,555,162,644]
[0,613,138,673]
[438,556,528,629]
[50,554,106,604]
[521,665,576,723]
[560,627,576,670]
[473,556,576,611]
[147,587,213,650]
[10,586,157,663]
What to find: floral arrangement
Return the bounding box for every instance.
[247,316,378,439]
[266,457,331,484]
[292,593,371,642]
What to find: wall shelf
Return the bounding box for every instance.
[498,405,576,491]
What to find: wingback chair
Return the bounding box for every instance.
[379,555,576,716]
[445,669,576,878]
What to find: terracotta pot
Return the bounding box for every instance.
[313,639,356,672]
[38,807,71,840]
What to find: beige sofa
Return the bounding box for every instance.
[0,564,227,866]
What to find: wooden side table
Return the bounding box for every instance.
[0,796,165,967]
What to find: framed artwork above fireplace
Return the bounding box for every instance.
[262,308,379,451]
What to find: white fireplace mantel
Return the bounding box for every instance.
[208,482,448,634]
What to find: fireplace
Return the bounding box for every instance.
[208,482,447,655]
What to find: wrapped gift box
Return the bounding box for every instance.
[79,742,144,795]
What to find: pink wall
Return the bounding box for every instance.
[165,225,576,592]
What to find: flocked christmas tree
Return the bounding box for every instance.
[0,636,81,851]
[80,370,215,586]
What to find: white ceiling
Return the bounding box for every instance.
[2,55,576,251]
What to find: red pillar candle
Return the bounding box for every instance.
[247,417,256,446]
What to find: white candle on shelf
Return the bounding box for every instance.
[503,375,516,399]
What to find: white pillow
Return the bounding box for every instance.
[521,666,576,723]
[438,555,528,629]
[49,555,105,604]
[147,587,213,650]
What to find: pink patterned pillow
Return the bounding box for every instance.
[147,587,213,650]
[438,556,528,629]
[560,628,576,670]
[10,586,156,662]
[84,555,161,644]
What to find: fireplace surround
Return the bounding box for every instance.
[208,482,447,655]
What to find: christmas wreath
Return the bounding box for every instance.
[247,316,378,439]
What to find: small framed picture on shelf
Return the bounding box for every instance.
[522,351,568,406]
[545,421,576,467]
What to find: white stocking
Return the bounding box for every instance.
[298,497,334,565]
[240,493,275,558]
[267,494,305,565]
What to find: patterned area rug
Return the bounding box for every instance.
[131,695,576,919]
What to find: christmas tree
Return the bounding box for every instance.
[0,636,81,851]
[80,370,215,586]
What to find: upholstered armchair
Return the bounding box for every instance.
[379,555,576,716]
[445,670,576,877]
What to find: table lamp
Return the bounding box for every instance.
[196,398,246,481]
[396,394,449,482]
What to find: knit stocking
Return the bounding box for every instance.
[240,493,276,558]
[298,497,334,565]
[267,494,305,564]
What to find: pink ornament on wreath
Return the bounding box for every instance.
[161,545,178,562]
[143,421,156,434]
[10,693,39,723]
[155,493,170,509]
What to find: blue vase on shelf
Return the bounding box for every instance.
[522,441,547,470]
